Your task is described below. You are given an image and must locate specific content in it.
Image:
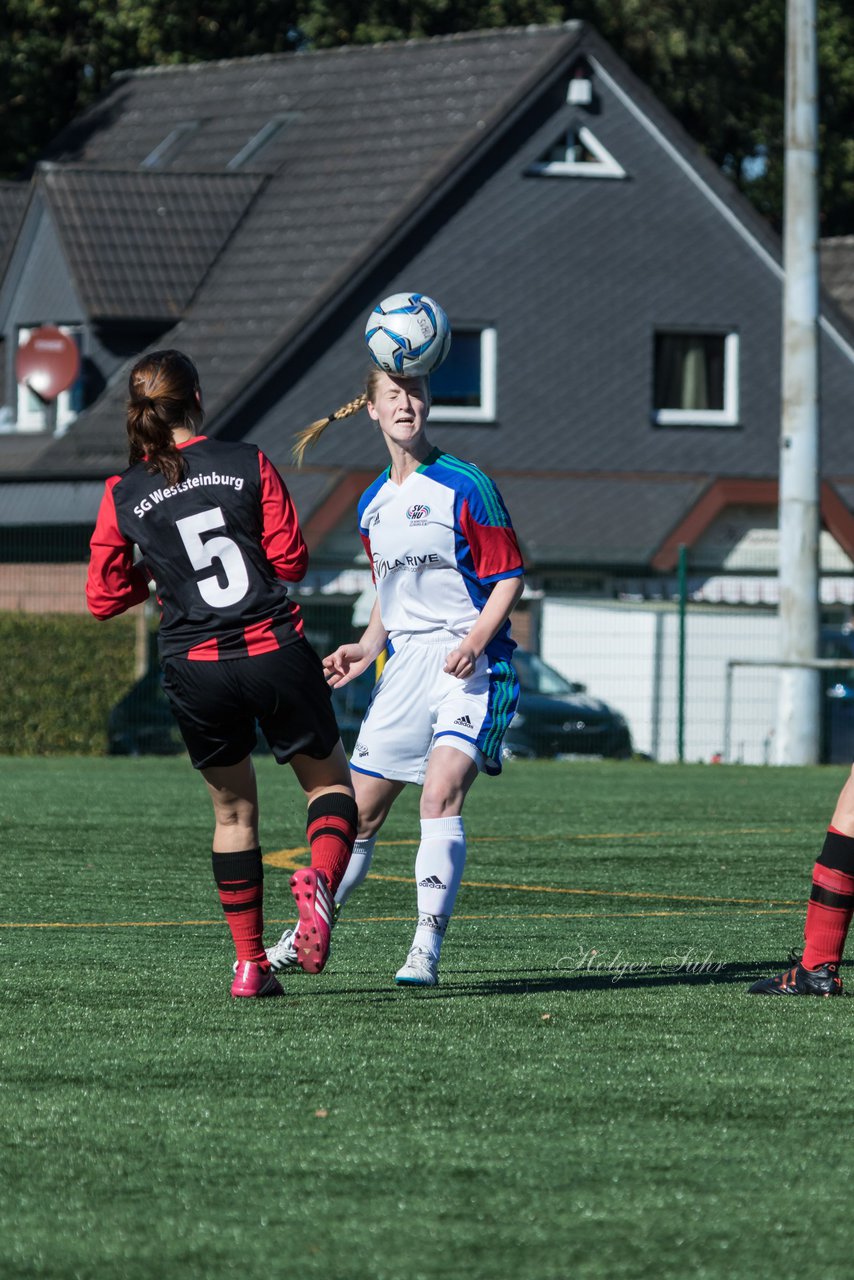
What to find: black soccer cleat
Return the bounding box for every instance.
[748,960,843,997]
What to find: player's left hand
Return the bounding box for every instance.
[444,644,478,680]
[322,643,373,688]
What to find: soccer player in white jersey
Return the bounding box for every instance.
[269,367,524,986]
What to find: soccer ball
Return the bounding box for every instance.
[364,293,451,377]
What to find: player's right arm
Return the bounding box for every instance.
[86,477,150,619]
[258,450,308,582]
[323,597,388,688]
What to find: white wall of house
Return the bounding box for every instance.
[541,598,781,764]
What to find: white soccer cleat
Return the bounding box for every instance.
[394,946,439,987]
[243,904,342,976]
[266,927,299,972]
[231,928,298,977]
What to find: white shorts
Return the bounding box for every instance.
[350,631,519,785]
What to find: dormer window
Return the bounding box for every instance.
[141,122,200,169]
[528,125,626,179]
[227,114,302,169]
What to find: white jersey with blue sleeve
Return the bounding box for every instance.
[357,448,523,663]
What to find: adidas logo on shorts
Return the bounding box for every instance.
[453,714,473,728]
[418,875,447,890]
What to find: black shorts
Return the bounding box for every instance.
[161,638,341,770]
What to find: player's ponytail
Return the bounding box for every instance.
[127,349,203,485]
[292,367,402,466]
[292,393,369,466]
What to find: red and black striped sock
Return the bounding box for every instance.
[211,847,267,966]
[306,793,358,897]
[802,826,854,970]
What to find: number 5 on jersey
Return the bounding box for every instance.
[176,508,249,607]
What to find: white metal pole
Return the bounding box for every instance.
[777,0,821,765]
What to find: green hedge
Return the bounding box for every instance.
[0,613,141,755]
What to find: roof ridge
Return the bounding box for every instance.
[110,22,581,80]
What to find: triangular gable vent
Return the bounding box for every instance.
[529,124,626,180]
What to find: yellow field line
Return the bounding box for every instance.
[362,873,798,906]
[2,826,799,930]
[265,825,793,872]
[0,906,799,930]
[263,838,799,907]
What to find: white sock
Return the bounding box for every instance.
[413,913,449,961]
[334,835,377,906]
[412,816,466,957]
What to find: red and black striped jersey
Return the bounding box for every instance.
[86,436,307,661]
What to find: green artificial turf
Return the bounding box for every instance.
[2,756,853,1279]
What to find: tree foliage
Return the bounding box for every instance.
[0,1,305,175]
[1,0,852,233]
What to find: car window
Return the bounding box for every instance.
[513,650,576,696]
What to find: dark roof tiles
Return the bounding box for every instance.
[495,474,710,566]
[47,30,575,175]
[0,180,29,275]
[40,168,264,320]
[821,237,854,327]
[38,27,580,470]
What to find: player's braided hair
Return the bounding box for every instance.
[291,390,371,467]
[292,368,432,466]
[127,349,203,486]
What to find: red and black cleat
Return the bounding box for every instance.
[748,960,843,997]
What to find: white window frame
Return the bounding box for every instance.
[429,327,497,423]
[141,121,200,168]
[226,113,302,169]
[653,331,740,427]
[15,325,84,435]
[529,125,626,180]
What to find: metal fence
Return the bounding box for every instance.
[535,587,854,765]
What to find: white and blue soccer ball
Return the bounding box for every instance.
[364,292,451,377]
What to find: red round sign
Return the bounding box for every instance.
[16,326,81,401]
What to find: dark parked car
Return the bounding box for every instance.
[329,647,632,761]
[502,649,632,760]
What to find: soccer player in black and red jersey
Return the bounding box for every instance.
[748,778,854,996]
[86,349,357,998]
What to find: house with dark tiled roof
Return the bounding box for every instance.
[2,21,854,619]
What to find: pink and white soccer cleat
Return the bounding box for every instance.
[289,868,334,974]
